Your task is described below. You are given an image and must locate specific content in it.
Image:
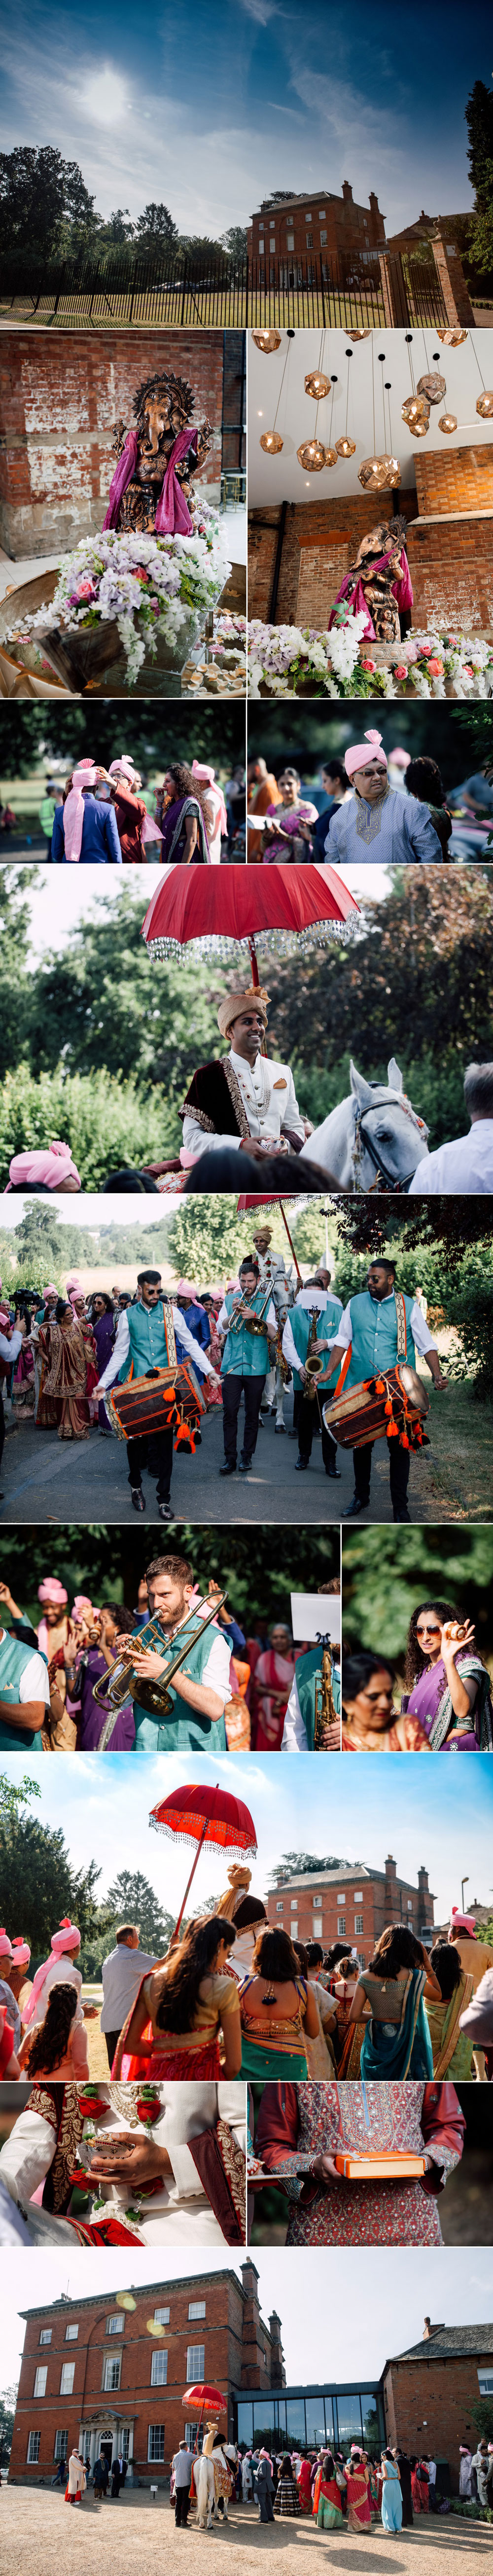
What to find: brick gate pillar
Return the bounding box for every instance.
[430,237,476,325]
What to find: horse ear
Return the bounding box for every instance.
[387,1059,403,1093]
[350,1059,374,1110]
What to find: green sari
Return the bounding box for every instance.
[239,1973,308,2080]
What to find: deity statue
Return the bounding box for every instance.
[103,370,212,538]
[329,514,413,643]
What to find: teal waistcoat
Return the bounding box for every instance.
[0,1628,44,1751]
[118,1300,175,1385]
[133,1618,227,1752]
[343,1291,416,1393]
[296,1646,341,1751]
[220,1287,271,1379]
[289,1298,343,1392]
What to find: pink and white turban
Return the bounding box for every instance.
[6,1140,81,1192]
[108,756,138,782]
[63,761,98,863]
[10,1937,31,1969]
[23,1918,81,2027]
[108,758,163,846]
[42,1284,58,1299]
[0,1929,13,1962]
[450,1907,477,1936]
[345,729,388,780]
[72,1594,93,1621]
[192,760,227,835]
[66,1276,83,1306]
[38,1577,68,1606]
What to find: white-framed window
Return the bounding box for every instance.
[151,2350,168,2386]
[306,233,313,247]
[104,2356,121,2393]
[290,1899,297,1910]
[258,239,264,253]
[286,233,294,250]
[184,2422,194,2450]
[407,1900,413,1912]
[354,1916,363,1935]
[188,2302,206,2321]
[305,212,312,220]
[478,2371,493,2393]
[318,208,326,218]
[320,232,327,246]
[65,2324,78,2341]
[290,1921,298,1939]
[27,2432,40,2463]
[186,2346,205,2381]
[269,221,276,232]
[148,2424,166,2461]
[34,2367,47,2397]
[54,2431,68,2461]
[106,2315,124,2335]
[121,2428,131,2460]
[337,1892,346,1903]
[39,2330,52,2346]
[353,1892,363,1904]
[60,2363,75,2396]
[276,1903,283,1913]
[154,2307,170,2327]
[337,1917,346,1937]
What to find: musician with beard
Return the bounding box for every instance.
[216,1259,277,1479]
[111,1551,232,1752]
[95,1269,221,1520]
[320,1258,448,1523]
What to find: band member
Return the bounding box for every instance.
[320,1258,448,1523]
[216,1260,277,1478]
[282,1280,344,1479]
[282,1591,341,1749]
[0,1600,51,1750]
[180,986,305,1163]
[251,1226,295,1428]
[112,1551,232,1752]
[95,1269,221,1519]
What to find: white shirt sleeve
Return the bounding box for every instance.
[216,1301,230,1334]
[0,2108,57,2203]
[409,1300,437,1356]
[97,1308,130,1389]
[331,1301,352,1348]
[18,1651,51,1710]
[282,1315,301,1375]
[281,1671,308,1752]
[171,1305,213,1377]
[0,1329,22,1362]
[201,1632,232,1709]
[182,1116,242,1157]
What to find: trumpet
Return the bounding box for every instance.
[314,1633,339,1749]
[228,1283,274,1336]
[92,1591,227,1745]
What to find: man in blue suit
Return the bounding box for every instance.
[51,761,122,863]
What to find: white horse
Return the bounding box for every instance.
[300,1058,430,1192]
[193,2441,238,2530]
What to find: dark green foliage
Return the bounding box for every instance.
[0,1524,338,1627]
[248,703,488,778]
[0,146,97,254]
[342,1528,493,1668]
[0,704,244,774]
[0,1800,102,1957]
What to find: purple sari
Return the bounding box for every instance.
[103,426,199,535]
[328,551,414,635]
[158,794,211,865]
[68,1645,135,1751]
[403,1652,485,1750]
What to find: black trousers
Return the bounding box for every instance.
[222,1373,264,1464]
[352,1438,410,1510]
[298,1392,339,1473]
[103,2028,121,2072]
[126,1425,174,1500]
[0,1389,4,1481]
[175,2488,189,2525]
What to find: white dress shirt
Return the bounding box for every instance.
[216,1298,277,1338]
[0,2083,246,2247]
[97,1303,215,1393]
[282,1670,309,1752]
[0,1329,22,1363]
[408,1121,493,1195]
[282,1292,343,1378]
[100,1943,157,2033]
[0,1629,51,1715]
[333,1294,438,1358]
[182,1049,305,1158]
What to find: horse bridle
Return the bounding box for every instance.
[352,1096,428,1194]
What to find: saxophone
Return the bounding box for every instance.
[314,1634,338,1748]
[304,1305,324,1401]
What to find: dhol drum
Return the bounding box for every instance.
[322,1361,429,1452]
[106,1363,206,1447]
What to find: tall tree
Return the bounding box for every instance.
[0,146,96,256]
[105,1869,174,1951]
[0,1800,102,1959]
[465,81,493,278]
[134,203,179,251]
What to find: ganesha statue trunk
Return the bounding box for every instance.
[109,369,212,537]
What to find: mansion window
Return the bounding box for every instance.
[54,2431,68,2461]
[34,2368,47,2398]
[65,2325,78,2341]
[148,2424,166,2461]
[27,2433,40,2464]
[337,1917,346,1937]
[186,2345,205,2381]
[286,234,294,250]
[188,2303,206,2321]
[354,1916,363,1935]
[60,2363,75,2396]
[39,2330,52,2347]
[320,231,327,246]
[104,2357,121,2393]
[154,2308,170,2327]
[106,2315,124,2335]
[151,2351,168,2386]
[306,233,313,247]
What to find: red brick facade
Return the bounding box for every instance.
[383,2330,493,2485]
[0,331,224,557]
[266,1854,434,1964]
[247,187,385,276]
[248,461,493,631]
[9,2261,284,2487]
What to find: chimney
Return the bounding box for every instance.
[423,2319,445,2339]
[342,181,353,201]
[268,2311,284,2389]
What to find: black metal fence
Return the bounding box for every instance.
[0,246,451,328]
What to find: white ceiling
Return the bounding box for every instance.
[248,327,493,504]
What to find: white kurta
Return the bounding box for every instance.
[282,1669,309,1752]
[0,2083,246,2247]
[97,1303,215,1393]
[28,1952,83,2029]
[408,1121,493,1195]
[182,1049,305,1159]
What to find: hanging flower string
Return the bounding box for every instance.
[247,619,493,700]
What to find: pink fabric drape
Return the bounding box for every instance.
[103,426,199,536]
[328,548,413,635]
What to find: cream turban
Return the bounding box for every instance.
[217,986,269,1041]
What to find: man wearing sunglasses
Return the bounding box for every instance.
[320,1258,447,1522]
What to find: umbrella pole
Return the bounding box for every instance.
[279,1202,302,1283]
[248,935,267,1058]
[172,1784,220,1939]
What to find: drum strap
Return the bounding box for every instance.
[126,1300,176,1382]
[333,1291,407,1399]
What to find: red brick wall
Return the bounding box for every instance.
[407,519,493,630]
[383,2351,491,2485]
[415,446,493,516]
[0,331,224,557]
[248,489,493,630]
[266,1863,433,1959]
[9,2268,278,2485]
[247,189,384,262]
[248,494,418,623]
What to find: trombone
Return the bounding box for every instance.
[92,1590,228,1746]
[227,1282,274,1336]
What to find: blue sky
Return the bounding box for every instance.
[4,1748,493,1926]
[1,2243,493,2390]
[1,0,491,233]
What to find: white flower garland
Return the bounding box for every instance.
[247,617,493,701]
[6,516,230,688]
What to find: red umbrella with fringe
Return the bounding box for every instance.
[141,862,358,1032]
[183,2382,227,2460]
[149,1779,257,1937]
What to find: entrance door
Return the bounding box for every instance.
[101,2442,114,2468]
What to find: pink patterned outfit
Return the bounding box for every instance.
[255,2080,464,2246]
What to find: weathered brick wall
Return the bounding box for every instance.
[266,1860,433,1960]
[9,2265,276,2485]
[248,486,493,630]
[383,2351,491,2484]
[0,331,224,557]
[407,518,493,629]
[415,446,493,515]
[248,493,418,623]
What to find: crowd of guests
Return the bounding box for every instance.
[238,2437,493,2525]
[34,756,246,864]
[247,750,493,865]
[297,1912,493,2082]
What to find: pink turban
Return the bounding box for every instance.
[38,1577,68,1606]
[22,1918,81,2027]
[450,1907,477,1936]
[345,728,388,780]
[63,761,98,862]
[42,1284,58,1298]
[192,760,227,836]
[108,756,137,781]
[72,1594,93,1621]
[66,1276,83,1305]
[10,1937,31,1969]
[6,1140,81,1192]
[0,1929,12,1962]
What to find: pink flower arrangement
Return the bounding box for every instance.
[74,578,96,601]
[394,663,407,678]
[426,658,444,676]
[361,657,376,671]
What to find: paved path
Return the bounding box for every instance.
[0,1391,444,1526]
[2,2490,490,2576]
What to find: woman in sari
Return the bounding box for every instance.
[349,1925,441,2080]
[381,2451,402,2533]
[297,2457,312,2513]
[18,1979,89,2080]
[330,1957,368,2077]
[87,1295,116,1430]
[315,2455,347,2529]
[424,1941,476,2079]
[239,1927,320,2080]
[254,2080,464,2247]
[394,2452,413,2526]
[341,1650,429,1752]
[112,1912,242,2080]
[345,2453,372,2531]
[292,1941,336,2076]
[154,763,211,864]
[274,2456,301,2518]
[252,1623,296,1751]
[401,1600,492,1751]
[369,2459,383,2518]
[411,2459,429,2513]
[262,768,318,864]
[34,1301,92,1440]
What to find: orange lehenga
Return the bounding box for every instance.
[36,1320,93,1440]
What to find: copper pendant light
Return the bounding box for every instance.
[402,334,430,437]
[258,331,294,453]
[437,327,468,346]
[335,346,356,457]
[476,388,493,418]
[297,437,326,469]
[438,409,457,433]
[347,328,371,342]
[358,342,401,489]
[417,370,446,404]
[304,369,330,398]
[251,329,282,353]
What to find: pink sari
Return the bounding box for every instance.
[253,1647,295,1751]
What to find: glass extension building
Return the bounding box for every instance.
[233,2383,386,2456]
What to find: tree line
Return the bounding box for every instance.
[0,147,246,269]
